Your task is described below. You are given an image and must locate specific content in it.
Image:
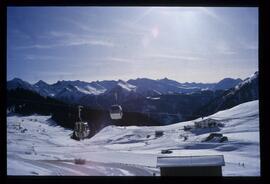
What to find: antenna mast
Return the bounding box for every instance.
[78,106,83,121]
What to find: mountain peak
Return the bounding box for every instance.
[235,71,258,89]
[251,71,259,80]
[7,77,35,91]
[10,77,24,83]
[117,79,126,83]
[214,77,243,90]
[35,80,48,86]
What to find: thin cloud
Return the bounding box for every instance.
[14,34,115,50]
[15,44,61,49]
[62,18,100,33]
[37,71,73,76]
[63,38,114,47]
[24,54,64,61]
[215,41,237,55]
[62,17,146,37]
[90,57,142,65]
[107,57,143,64]
[48,31,75,38]
[147,54,203,61]
[199,7,235,30]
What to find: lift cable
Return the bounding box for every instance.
[7,97,192,118]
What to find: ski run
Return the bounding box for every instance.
[7,100,260,176]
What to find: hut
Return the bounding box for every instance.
[155,130,164,137]
[157,155,225,176]
[194,118,220,128]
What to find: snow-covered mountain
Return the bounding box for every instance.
[127,77,217,95]
[34,80,56,97]
[194,71,259,117]
[77,80,141,110]
[117,80,137,92]
[49,80,108,101]
[7,73,255,124]
[7,78,36,92]
[7,76,243,101]
[52,80,108,95]
[7,100,260,176]
[214,78,243,91]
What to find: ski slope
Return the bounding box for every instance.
[7,100,260,176]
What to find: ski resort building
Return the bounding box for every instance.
[194,118,221,128]
[157,155,225,176]
[155,130,164,137]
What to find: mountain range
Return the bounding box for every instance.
[7,72,258,124]
[7,76,243,101]
[192,71,259,117]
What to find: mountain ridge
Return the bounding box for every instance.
[7,76,244,100]
[7,71,258,126]
[192,71,258,118]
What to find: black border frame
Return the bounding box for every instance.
[2,1,269,184]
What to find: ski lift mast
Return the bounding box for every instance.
[74,106,90,141]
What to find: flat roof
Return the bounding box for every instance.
[157,155,225,168]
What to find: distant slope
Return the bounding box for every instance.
[7,87,66,116]
[7,88,161,135]
[193,71,258,118]
[214,78,243,90]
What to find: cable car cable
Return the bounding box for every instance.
[7,97,190,118]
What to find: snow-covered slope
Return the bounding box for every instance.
[117,80,136,92]
[233,71,258,93]
[7,100,260,176]
[34,80,56,97]
[51,80,107,96]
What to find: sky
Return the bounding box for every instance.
[7,7,258,84]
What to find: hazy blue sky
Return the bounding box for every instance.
[7,7,258,84]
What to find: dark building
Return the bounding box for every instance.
[155,130,164,137]
[157,155,225,176]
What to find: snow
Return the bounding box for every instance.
[73,85,106,95]
[152,89,162,95]
[7,100,260,176]
[7,156,54,175]
[146,97,161,100]
[233,71,258,93]
[117,81,136,92]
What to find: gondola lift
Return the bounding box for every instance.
[109,93,123,120]
[110,105,123,120]
[74,106,90,140]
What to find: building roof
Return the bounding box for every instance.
[157,155,225,168]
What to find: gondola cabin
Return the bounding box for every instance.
[109,105,123,120]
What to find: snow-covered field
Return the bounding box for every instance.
[7,100,260,176]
